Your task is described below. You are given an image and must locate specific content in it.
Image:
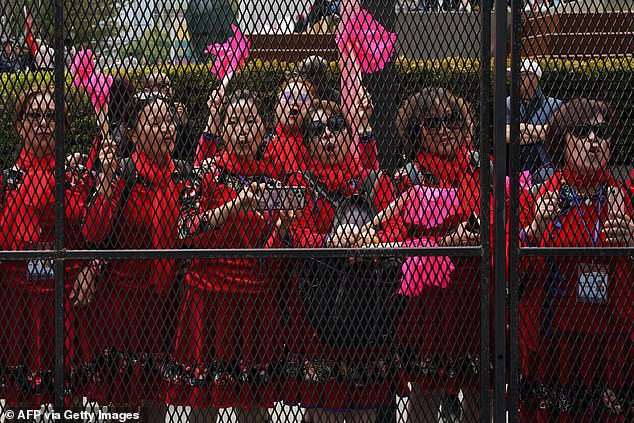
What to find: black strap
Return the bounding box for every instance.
[290,170,345,209]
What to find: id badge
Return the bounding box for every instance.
[26,242,55,281]
[576,263,608,304]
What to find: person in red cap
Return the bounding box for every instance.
[0,87,96,408]
[518,99,633,422]
[166,89,292,423]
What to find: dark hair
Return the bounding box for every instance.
[13,87,57,125]
[545,98,619,168]
[107,76,136,126]
[125,92,171,131]
[394,87,474,157]
[218,89,265,131]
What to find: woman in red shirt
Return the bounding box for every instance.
[394,87,489,423]
[0,88,94,408]
[195,76,315,180]
[81,93,185,420]
[166,90,291,423]
[519,99,632,422]
[283,99,402,423]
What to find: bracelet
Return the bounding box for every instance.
[519,228,534,247]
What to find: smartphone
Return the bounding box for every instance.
[465,212,481,232]
[256,186,307,211]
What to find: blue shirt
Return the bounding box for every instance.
[506,88,563,125]
[506,88,563,181]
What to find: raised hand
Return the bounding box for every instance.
[440,220,481,247]
[70,264,98,307]
[524,190,560,242]
[602,187,634,246]
[97,135,118,197]
[327,224,363,248]
[235,182,265,213]
[205,85,226,136]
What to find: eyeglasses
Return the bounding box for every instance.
[570,123,613,139]
[25,111,55,124]
[280,91,311,105]
[306,115,348,138]
[423,112,465,132]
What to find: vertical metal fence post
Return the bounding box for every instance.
[361,0,399,169]
[479,1,493,421]
[507,0,522,421]
[493,0,508,421]
[53,0,66,414]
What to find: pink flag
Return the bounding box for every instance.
[337,0,396,146]
[398,185,460,228]
[505,170,533,198]
[336,8,397,74]
[205,23,251,82]
[71,49,112,110]
[399,238,455,294]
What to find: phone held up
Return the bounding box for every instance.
[256,186,307,211]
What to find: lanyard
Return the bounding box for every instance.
[555,185,604,247]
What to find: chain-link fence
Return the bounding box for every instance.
[0,1,632,422]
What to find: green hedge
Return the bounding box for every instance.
[1,57,633,168]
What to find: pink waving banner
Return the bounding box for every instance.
[71,49,112,110]
[205,23,251,84]
[336,8,397,74]
[399,238,456,293]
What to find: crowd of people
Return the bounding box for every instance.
[0,51,632,423]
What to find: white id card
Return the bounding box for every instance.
[26,242,55,280]
[576,263,608,304]
[26,259,55,280]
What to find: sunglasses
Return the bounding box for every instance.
[570,123,613,139]
[280,91,312,105]
[423,112,465,131]
[306,116,348,139]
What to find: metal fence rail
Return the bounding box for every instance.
[0,1,632,422]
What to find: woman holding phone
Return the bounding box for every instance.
[81,93,187,421]
[282,98,403,423]
[166,90,293,423]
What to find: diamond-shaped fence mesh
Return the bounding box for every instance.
[0,0,631,422]
[509,1,634,423]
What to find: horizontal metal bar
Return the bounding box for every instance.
[0,251,60,260]
[519,247,634,257]
[0,246,483,260]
